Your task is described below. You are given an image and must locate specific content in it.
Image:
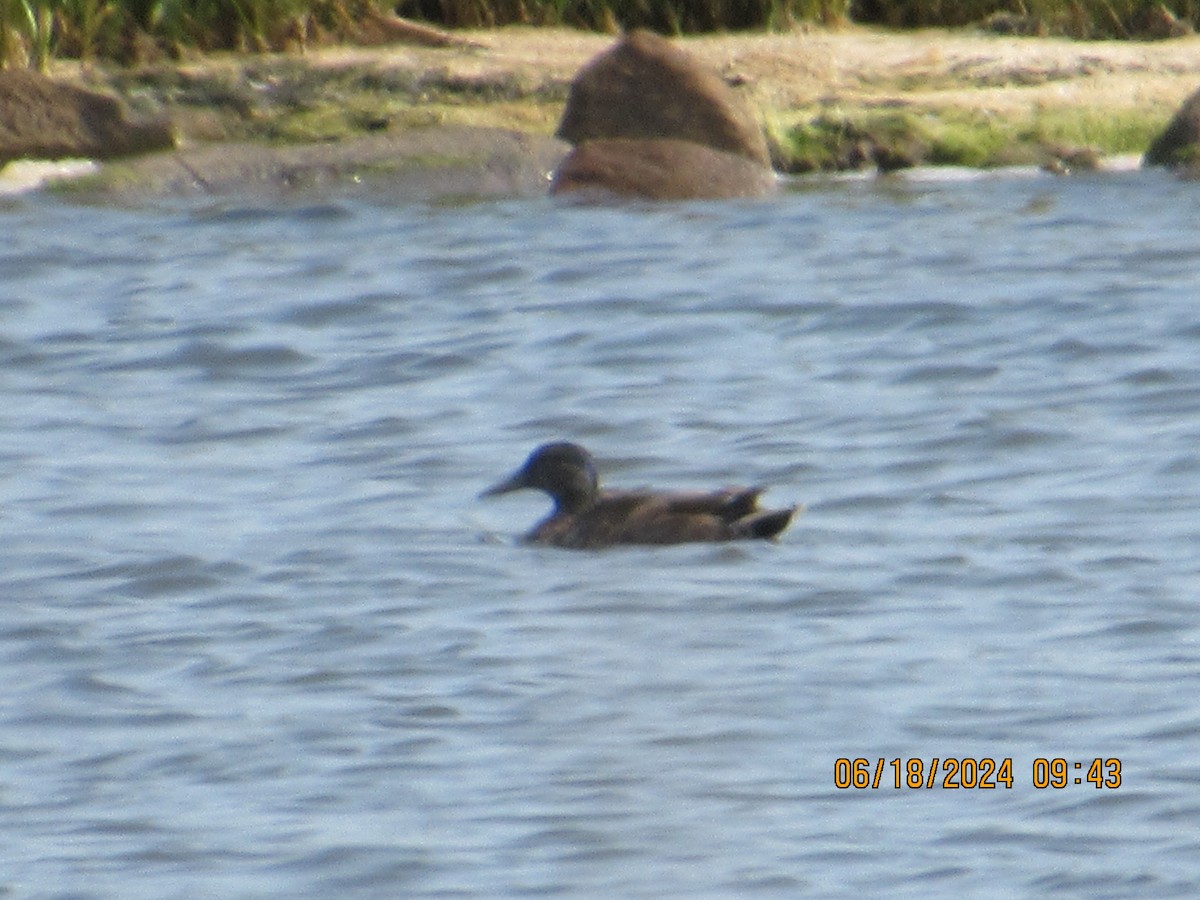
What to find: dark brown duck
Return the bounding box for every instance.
[481,442,798,549]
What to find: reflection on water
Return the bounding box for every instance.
[2,172,1200,897]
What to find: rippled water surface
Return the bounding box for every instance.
[3,172,1200,898]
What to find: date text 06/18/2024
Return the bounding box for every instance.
[833,757,1122,790]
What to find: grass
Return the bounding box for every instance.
[2,2,1184,177]
[772,102,1168,171]
[1024,103,1165,155]
[97,56,568,144]
[2,0,385,67]
[2,1,1199,69]
[854,0,1200,38]
[399,1,850,31]
[1,1,845,68]
[61,8,1173,169]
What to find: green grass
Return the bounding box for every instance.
[1023,104,1165,154]
[773,103,1168,172]
[95,55,567,145]
[2,0,386,67]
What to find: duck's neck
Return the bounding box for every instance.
[552,484,596,515]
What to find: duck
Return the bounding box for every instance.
[480,441,798,549]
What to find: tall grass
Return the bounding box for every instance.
[852,0,1200,37]
[395,0,849,30]
[1,0,389,67]
[1,0,48,69]
[1,0,1197,68]
[392,0,1200,34]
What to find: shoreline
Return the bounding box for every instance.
[13,25,1200,200]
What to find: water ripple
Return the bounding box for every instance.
[2,178,1199,897]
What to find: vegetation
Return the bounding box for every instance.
[0,2,1185,176]
[0,1,386,67]
[770,103,1166,171]
[96,58,566,144]
[1,1,1198,69]
[394,0,848,31]
[849,0,1198,38]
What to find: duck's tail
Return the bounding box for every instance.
[733,505,800,540]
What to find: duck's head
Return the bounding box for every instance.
[481,442,600,512]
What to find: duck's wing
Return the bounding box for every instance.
[598,488,783,545]
[529,489,798,548]
[622,489,799,543]
[651,487,765,521]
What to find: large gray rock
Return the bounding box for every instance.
[550,138,776,201]
[0,69,174,167]
[1144,85,1200,169]
[57,127,568,203]
[556,30,770,168]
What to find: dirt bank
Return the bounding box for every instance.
[33,25,1200,198]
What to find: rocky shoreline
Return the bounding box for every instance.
[7,25,1200,201]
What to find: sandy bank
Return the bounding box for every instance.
[25,25,1200,200]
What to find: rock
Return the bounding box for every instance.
[1042,143,1102,175]
[0,69,174,168]
[66,127,568,203]
[555,30,770,168]
[551,31,775,200]
[1143,86,1200,169]
[549,138,776,201]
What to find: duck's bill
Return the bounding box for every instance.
[479,472,524,498]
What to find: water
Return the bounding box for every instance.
[2,171,1199,898]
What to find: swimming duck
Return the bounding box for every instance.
[480,442,797,549]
